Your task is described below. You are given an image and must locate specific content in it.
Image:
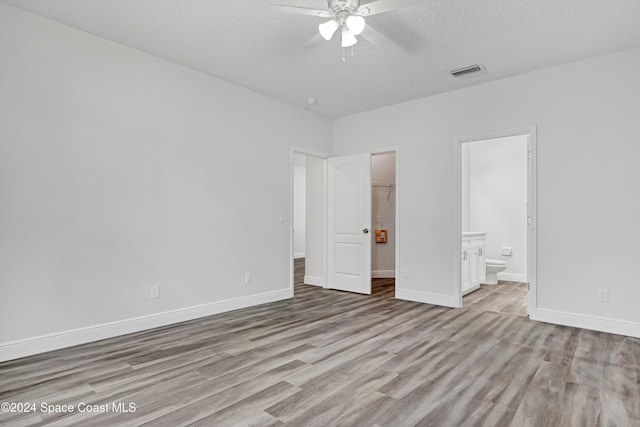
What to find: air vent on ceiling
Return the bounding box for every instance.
[449,64,483,77]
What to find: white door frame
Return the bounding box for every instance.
[456,127,537,314]
[289,147,328,296]
[289,146,401,298]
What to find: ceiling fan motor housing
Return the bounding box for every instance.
[329,0,360,13]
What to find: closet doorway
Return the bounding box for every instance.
[371,152,396,298]
[290,148,398,299]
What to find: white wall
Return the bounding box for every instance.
[0,3,332,359]
[465,135,528,281]
[334,47,640,336]
[371,153,396,276]
[293,154,306,258]
[304,156,326,286]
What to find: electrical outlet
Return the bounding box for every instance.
[598,288,609,302]
[244,272,252,284]
[150,285,160,300]
[279,213,288,223]
[402,269,409,279]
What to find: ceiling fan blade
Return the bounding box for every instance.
[305,33,325,48]
[358,0,423,16]
[359,24,389,47]
[270,4,332,18]
[364,16,425,53]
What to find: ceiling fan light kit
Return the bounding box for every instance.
[272,0,423,56]
[341,27,358,47]
[346,15,366,35]
[319,19,340,40]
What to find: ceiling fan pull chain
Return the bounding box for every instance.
[351,46,354,57]
[342,48,346,63]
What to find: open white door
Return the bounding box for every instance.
[327,153,372,294]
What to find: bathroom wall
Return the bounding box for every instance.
[371,153,396,277]
[293,154,306,258]
[467,135,528,281]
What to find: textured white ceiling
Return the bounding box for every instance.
[4,0,640,118]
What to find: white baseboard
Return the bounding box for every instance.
[396,288,459,308]
[498,272,527,282]
[530,308,640,338]
[0,288,292,362]
[372,270,395,278]
[294,252,305,259]
[462,284,481,296]
[304,275,325,287]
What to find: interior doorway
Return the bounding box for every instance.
[371,152,396,298]
[458,129,536,316]
[290,148,398,300]
[291,150,327,296]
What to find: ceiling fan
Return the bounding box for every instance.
[271,0,421,48]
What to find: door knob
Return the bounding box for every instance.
[363,228,369,234]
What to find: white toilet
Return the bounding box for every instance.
[484,259,507,285]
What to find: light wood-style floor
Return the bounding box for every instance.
[463,282,528,317]
[2,264,640,426]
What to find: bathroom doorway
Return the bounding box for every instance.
[458,129,536,316]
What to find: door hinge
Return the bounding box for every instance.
[527,217,531,225]
[527,151,531,160]
[527,283,530,291]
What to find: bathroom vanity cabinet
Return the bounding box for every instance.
[461,232,487,296]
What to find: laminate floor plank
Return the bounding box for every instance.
[271,368,397,427]
[172,345,314,405]
[389,373,483,426]
[510,360,569,426]
[0,413,43,427]
[264,351,394,422]
[464,281,528,317]
[553,382,602,427]
[187,381,293,427]
[331,391,403,426]
[2,269,639,426]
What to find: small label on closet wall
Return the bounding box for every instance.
[375,229,388,243]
